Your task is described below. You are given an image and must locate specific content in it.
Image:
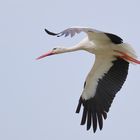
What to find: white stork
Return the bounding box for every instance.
[37,27,140,132]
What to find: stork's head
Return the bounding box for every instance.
[36,47,69,60]
[36,37,96,60]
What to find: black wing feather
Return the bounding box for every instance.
[44,29,58,36]
[92,108,97,132]
[76,58,129,132]
[80,107,87,125]
[87,110,92,130]
[105,33,123,44]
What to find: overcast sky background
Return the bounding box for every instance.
[0,0,140,140]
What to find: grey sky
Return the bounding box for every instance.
[0,0,140,139]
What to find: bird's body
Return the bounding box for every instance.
[37,27,140,132]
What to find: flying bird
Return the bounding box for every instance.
[37,27,140,132]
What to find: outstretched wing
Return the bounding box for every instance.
[45,27,123,44]
[76,57,129,132]
[45,27,101,38]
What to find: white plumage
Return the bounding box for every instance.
[37,27,140,132]
[82,55,116,100]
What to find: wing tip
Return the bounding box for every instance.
[76,97,108,133]
[76,97,82,113]
[44,28,58,36]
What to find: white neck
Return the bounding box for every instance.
[59,37,94,54]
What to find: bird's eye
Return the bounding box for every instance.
[53,48,57,50]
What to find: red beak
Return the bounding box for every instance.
[36,51,55,60]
